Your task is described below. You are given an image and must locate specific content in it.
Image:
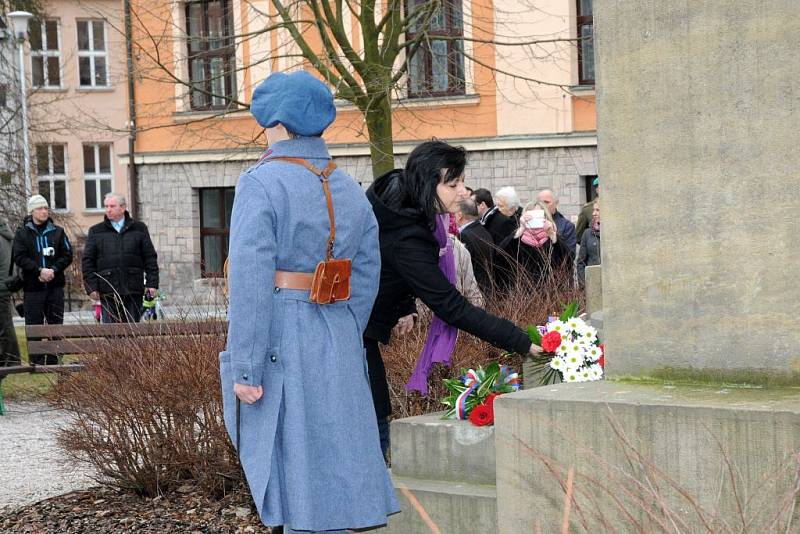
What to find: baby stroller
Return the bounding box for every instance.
[141,291,166,322]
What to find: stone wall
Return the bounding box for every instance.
[137,143,597,303]
[595,0,800,379]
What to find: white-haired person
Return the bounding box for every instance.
[494,186,522,226]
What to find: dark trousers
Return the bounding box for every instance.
[0,294,21,366]
[364,337,391,459]
[101,294,142,323]
[24,287,64,365]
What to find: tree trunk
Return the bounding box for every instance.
[362,92,395,180]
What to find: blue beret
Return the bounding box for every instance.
[250,71,336,137]
[592,177,600,187]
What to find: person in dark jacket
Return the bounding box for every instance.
[576,177,600,242]
[365,141,539,457]
[577,199,601,284]
[472,188,517,246]
[12,195,73,364]
[537,189,577,258]
[455,198,494,296]
[0,218,21,366]
[82,193,158,323]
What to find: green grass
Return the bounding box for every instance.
[2,326,61,400]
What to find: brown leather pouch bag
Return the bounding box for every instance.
[310,258,352,304]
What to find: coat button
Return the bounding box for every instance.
[274,287,280,293]
[270,355,277,363]
[242,374,249,380]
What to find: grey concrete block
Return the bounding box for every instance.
[495,381,800,532]
[595,0,800,380]
[585,265,603,316]
[377,475,497,533]
[390,414,496,485]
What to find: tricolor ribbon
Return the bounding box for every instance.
[455,369,480,420]
[499,365,521,391]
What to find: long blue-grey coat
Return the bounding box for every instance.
[220,137,399,531]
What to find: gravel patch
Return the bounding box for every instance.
[0,402,96,512]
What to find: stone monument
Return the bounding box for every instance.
[495,0,800,530]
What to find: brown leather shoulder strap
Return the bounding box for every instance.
[269,156,338,260]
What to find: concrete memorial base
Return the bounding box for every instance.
[495,381,800,531]
[379,414,498,533]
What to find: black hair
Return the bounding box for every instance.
[402,140,467,227]
[472,188,494,209]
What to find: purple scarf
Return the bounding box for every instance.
[406,214,459,395]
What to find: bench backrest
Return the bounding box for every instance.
[25,321,227,359]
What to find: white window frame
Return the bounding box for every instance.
[83,143,113,210]
[35,144,69,211]
[77,19,109,88]
[30,19,62,89]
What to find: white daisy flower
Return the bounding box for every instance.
[564,351,585,369]
[548,320,567,336]
[563,370,580,382]
[566,317,586,333]
[581,326,598,341]
[586,346,602,362]
[557,342,571,356]
[589,364,603,380]
[549,356,565,370]
[579,367,592,381]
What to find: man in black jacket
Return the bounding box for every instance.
[12,195,73,363]
[82,193,159,323]
[455,198,494,296]
[472,188,516,245]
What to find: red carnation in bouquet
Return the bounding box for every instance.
[541,331,562,353]
[469,403,494,426]
[598,344,605,369]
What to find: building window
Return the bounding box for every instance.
[30,19,61,88]
[36,144,68,210]
[583,175,598,202]
[199,187,234,277]
[83,144,112,210]
[577,0,594,85]
[405,0,465,98]
[185,0,236,110]
[77,20,108,87]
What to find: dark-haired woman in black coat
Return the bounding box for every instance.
[364,140,540,458]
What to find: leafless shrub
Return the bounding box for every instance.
[50,318,240,497]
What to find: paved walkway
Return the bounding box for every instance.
[0,402,95,512]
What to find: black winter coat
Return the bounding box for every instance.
[459,220,494,295]
[12,217,73,292]
[82,213,159,297]
[481,207,517,246]
[364,170,531,355]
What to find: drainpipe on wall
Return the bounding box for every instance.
[124,0,138,219]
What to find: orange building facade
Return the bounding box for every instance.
[128,0,598,302]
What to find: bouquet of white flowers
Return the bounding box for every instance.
[527,301,605,385]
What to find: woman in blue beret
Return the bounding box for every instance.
[220,71,398,533]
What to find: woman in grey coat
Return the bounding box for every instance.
[220,71,398,532]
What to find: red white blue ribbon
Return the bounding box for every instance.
[456,369,480,420]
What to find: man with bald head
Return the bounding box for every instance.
[537,189,577,257]
[82,193,159,323]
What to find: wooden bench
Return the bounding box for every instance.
[0,320,226,415]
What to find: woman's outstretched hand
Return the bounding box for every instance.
[393,313,417,337]
[234,383,263,404]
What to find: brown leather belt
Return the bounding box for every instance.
[274,270,315,291]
